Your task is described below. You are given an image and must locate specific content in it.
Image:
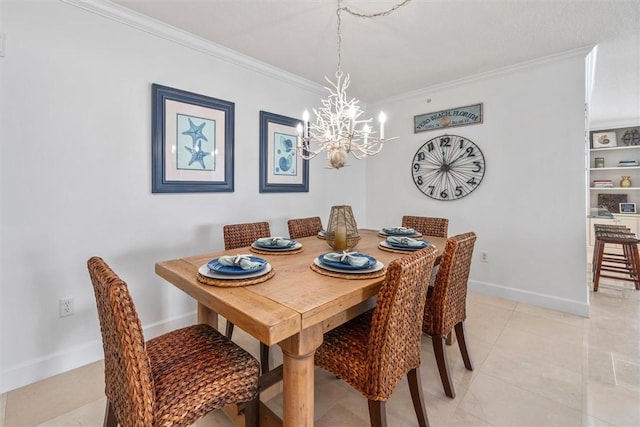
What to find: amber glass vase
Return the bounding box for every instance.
[326,205,360,251]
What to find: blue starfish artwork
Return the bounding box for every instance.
[176,114,216,171]
[182,117,208,147]
[184,140,210,169]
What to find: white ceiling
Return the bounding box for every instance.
[111,0,640,124]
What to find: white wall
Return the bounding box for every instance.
[0,0,366,393]
[366,50,591,317]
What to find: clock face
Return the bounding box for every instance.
[411,134,486,201]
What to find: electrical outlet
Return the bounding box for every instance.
[480,252,488,263]
[59,297,74,317]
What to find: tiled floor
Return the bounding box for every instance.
[2,281,639,426]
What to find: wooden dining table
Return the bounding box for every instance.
[155,229,447,427]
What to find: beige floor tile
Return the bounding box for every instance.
[585,378,640,426]
[314,403,368,427]
[467,293,518,311]
[458,372,583,426]
[465,302,514,346]
[493,326,585,374]
[447,407,495,427]
[4,361,105,426]
[1,393,6,426]
[36,398,105,427]
[514,302,586,328]
[505,310,585,346]
[481,349,583,410]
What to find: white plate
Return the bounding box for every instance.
[379,240,424,251]
[313,258,384,274]
[251,241,303,252]
[198,263,273,280]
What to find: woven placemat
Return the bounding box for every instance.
[250,246,304,255]
[309,263,385,279]
[197,268,275,287]
[377,243,421,254]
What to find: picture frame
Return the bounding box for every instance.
[259,111,308,193]
[591,131,617,149]
[597,193,627,213]
[619,202,637,214]
[414,103,483,133]
[152,83,234,193]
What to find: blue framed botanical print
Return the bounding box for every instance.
[259,111,308,193]
[152,84,234,193]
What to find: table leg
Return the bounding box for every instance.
[197,302,219,330]
[278,324,323,427]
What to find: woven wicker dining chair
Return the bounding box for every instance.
[315,246,438,427]
[223,221,272,373]
[87,257,260,427]
[401,215,449,238]
[287,216,323,239]
[422,232,477,399]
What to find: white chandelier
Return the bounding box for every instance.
[296,0,411,169]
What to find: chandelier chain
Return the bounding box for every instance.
[335,0,412,74]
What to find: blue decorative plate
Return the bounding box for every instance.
[387,239,431,249]
[319,253,377,270]
[207,256,267,275]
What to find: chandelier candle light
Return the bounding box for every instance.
[296,0,411,169]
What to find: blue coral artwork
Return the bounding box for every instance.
[176,114,216,171]
[273,132,297,176]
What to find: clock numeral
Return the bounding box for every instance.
[439,136,451,147]
[416,176,423,186]
[427,142,435,152]
[455,186,463,196]
[467,177,477,185]
[417,152,426,161]
[459,139,465,149]
[472,161,482,173]
[440,190,449,199]
[413,163,420,172]
[427,185,435,196]
[466,146,476,157]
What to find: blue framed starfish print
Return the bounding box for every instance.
[259,111,308,193]
[152,84,234,192]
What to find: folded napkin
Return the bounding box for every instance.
[217,255,265,271]
[383,226,416,235]
[387,236,428,248]
[323,251,370,267]
[256,237,295,248]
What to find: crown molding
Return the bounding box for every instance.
[59,0,326,96]
[383,45,596,104]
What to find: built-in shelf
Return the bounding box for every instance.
[590,187,640,190]
[590,145,639,152]
[590,166,640,171]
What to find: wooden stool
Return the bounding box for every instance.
[593,230,640,291]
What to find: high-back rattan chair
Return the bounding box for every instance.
[287,216,323,239]
[223,221,272,373]
[315,246,438,427]
[402,215,449,238]
[87,257,260,427]
[223,221,271,251]
[422,232,477,398]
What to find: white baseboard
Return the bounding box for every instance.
[469,280,590,318]
[0,312,197,394]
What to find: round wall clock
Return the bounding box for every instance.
[411,134,486,201]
